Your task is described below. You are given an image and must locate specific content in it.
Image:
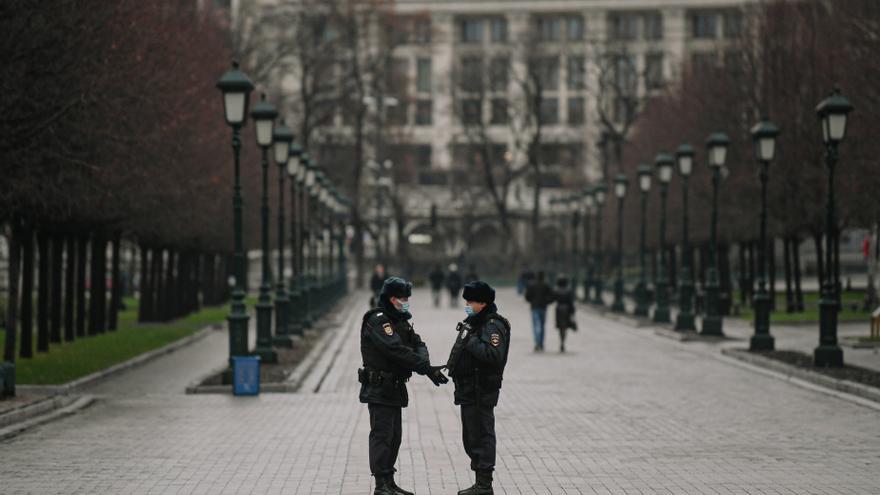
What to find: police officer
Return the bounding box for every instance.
[359,277,448,495]
[448,281,511,495]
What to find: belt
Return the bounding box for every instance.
[359,368,409,385]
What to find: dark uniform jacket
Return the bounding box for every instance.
[554,288,576,329]
[449,303,511,407]
[359,298,431,408]
[525,281,553,309]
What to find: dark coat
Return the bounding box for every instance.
[429,269,445,290]
[446,271,463,293]
[554,288,576,330]
[524,280,553,309]
[449,303,511,407]
[359,297,431,407]
[369,273,385,294]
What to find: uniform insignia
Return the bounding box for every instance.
[490,333,501,347]
[383,323,393,336]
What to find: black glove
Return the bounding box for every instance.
[427,366,448,386]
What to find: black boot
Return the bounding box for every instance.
[389,478,414,495]
[457,471,493,495]
[374,475,397,495]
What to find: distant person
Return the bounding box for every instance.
[553,277,576,353]
[517,269,534,296]
[524,271,553,351]
[464,264,479,284]
[369,264,386,307]
[446,263,463,308]
[428,264,446,308]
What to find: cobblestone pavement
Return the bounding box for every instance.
[1,287,879,494]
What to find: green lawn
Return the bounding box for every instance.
[0,297,230,385]
[738,290,872,324]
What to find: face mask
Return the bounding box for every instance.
[397,301,410,313]
[465,306,475,317]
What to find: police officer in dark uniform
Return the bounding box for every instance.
[359,277,448,495]
[447,281,511,495]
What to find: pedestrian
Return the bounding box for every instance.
[524,271,552,351]
[465,264,479,284]
[517,268,534,296]
[446,263,463,308]
[446,281,510,495]
[369,264,386,307]
[428,264,445,308]
[553,277,576,353]
[359,277,448,495]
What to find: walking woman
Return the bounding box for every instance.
[554,277,576,353]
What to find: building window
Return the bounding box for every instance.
[613,96,633,124]
[724,11,742,39]
[415,100,432,125]
[533,56,559,90]
[413,18,431,44]
[417,58,432,93]
[460,18,484,43]
[536,17,562,42]
[644,12,664,40]
[568,97,585,125]
[388,102,408,126]
[567,16,584,41]
[609,13,639,40]
[691,12,718,39]
[613,55,637,95]
[387,57,408,95]
[567,56,586,90]
[462,99,482,125]
[539,98,558,125]
[459,56,484,92]
[490,56,509,91]
[415,145,432,169]
[491,98,508,125]
[490,17,508,42]
[645,53,664,90]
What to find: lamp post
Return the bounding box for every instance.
[592,184,607,305]
[301,158,317,329]
[215,62,253,364]
[653,153,674,323]
[814,88,853,367]
[701,133,730,336]
[287,143,304,336]
[674,144,697,331]
[250,93,278,363]
[570,197,580,290]
[750,120,780,351]
[611,174,629,313]
[634,165,653,317]
[583,190,595,302]
[272,119,294,347]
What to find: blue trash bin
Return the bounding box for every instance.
[232,356,260,396]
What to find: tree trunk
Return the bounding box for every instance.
[76,234,88,338]
[719,243,732,316]
[793,236,805,312]
[36,229,50,352]
[150,247,163,322]
[89,231,107,335]
[138,244,151,323]
[747,241,756,307]
[108,232,122,331]
[768,237,777,311]
[164,250,176,321]
[202,253,215,306]
[784,236,794,313]
[50,232,64,343]
[738,242,748,307]
[19,224,34,359]
[813,232,824,290]
[64,234,76,341]
[4,221,22,363]
[668,244,677,290]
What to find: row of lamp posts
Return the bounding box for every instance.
[578,88,852,366]
[216,62,351,368]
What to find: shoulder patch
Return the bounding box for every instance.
[383,322,394,336]
[490,333,501,347]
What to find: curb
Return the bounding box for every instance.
[0,395,96,441]
[721,348,880,405]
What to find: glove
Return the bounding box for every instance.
[427,366,449,386]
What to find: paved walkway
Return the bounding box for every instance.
[1,287,879,494]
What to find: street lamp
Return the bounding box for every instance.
[674,144,697,331]
[272,119,294,347]
[701,132,730,336]
[286,142,304,337]
[653,152,674,323]
[215,61,253,365]
[592,183,608,305]
[634,165,653,317]
[583,189,595,302]
[250,93,278,363]
[301,157,318,329]
[611,174,629,313]
[749,119,780,351]
[814,88,853,367]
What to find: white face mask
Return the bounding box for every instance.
[465,306,476,316]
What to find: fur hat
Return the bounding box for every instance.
[380,277,412,299]
[462,280,495,304]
